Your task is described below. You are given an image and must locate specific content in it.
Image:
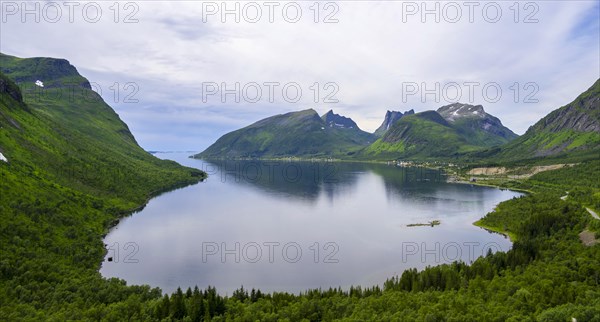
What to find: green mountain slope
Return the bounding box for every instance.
[437,103,518,147]
[363,111,480,158]
[195,109,375,158]
[0,53,205,199]
[362,104,519,160]
[0,54,205,319]
[490,79,600,162]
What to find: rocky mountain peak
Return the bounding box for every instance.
[321,110,359,129]
[437,103,486,122]
[374,109,415,136]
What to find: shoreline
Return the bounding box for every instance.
[450,178,533,194]
[97,176,206,271]
[451,179,526,243]
[473,219,518,242]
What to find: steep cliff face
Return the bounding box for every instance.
[527,82,600,134]
[374,109,415,137]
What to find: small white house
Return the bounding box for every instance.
[0,152,7,163]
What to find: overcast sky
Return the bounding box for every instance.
[1,1,599,151]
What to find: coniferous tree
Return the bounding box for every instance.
[171,287,186,319]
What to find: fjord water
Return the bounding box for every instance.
[100,153,521,294]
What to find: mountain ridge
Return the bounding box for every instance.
[197,102,523,160]
[195,109,375,158]
[362,104,519,159]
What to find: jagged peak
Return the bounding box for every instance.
[386,109,414,115]
[321,109,358,129]
[375,109,415,136]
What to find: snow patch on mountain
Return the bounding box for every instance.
[437,103,486,122]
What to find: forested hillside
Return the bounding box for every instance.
[0,55,205,320]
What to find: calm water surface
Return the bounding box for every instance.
[100,153,521,294]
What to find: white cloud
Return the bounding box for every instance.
[1,1,598,149]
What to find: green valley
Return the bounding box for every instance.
[3,1,599,320]
[1,53,599,321]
